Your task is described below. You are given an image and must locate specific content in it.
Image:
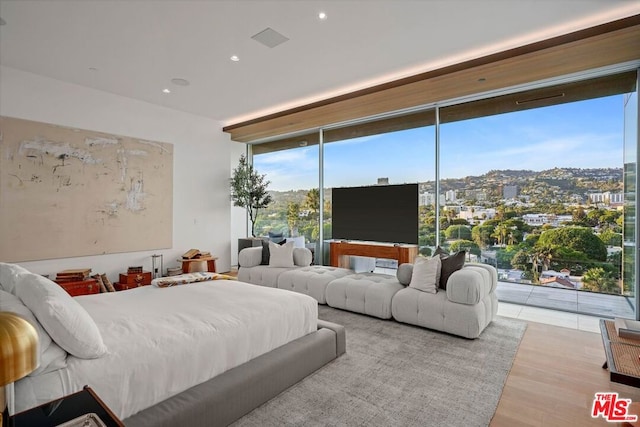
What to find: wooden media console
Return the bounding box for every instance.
[329,241,418,268]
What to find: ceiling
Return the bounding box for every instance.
[0,1,638,126]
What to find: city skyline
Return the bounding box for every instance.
[255,95,624,192]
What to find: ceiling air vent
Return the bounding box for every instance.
[251,27,289,48]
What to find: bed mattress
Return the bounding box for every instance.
[15,280,317,419]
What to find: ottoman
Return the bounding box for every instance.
[277,266,354,304]
[326,273,404,319]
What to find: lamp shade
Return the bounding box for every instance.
[0,312,38,386]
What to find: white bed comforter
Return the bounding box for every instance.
[15,280,317,419]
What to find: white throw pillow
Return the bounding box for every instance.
[269,241,295,268]
[16,273,107,359]
[409,256,441,294]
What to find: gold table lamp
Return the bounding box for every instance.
[0,312,39,427]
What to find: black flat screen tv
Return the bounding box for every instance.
[331,183,418,245]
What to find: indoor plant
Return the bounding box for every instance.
[230,154,272,237]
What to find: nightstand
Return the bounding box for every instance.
[11,386,123,427]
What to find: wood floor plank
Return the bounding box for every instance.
[492,321,640,426]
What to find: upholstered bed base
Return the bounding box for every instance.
[124,319,346,427]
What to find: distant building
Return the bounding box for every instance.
[419,192,434,206]
[503,185,518,199]
[419,192,445,206]
[458,206,495,221]
[522,213,572,227]
[465,189,486,201]
[540,270,578,289]
[445,190,457,202]
[377,177,389,185]
[589,192,623,206]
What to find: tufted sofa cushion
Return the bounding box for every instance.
[237,265,294,288]
[391,263,498,339]
[326,273,404,319]
[277,266,353,304]
[391,287,497,339]
[446,265,494,305]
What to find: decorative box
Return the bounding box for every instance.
[56,279,100,297]
[118,272,152,286]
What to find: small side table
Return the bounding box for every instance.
[600,319,640,387]
[180,256,218,274]
[11,386,123,427]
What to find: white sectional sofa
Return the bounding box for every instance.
[237,246,498,339]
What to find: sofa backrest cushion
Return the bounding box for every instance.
[239,247,263,268]
[396,263,414,286]
[293,247,313,267]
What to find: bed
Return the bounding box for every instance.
[0,263,345,426]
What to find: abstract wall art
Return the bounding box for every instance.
[0,116,173,262]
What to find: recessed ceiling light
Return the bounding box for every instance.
[318,12,327,20]
[162,88,171,94]
[171,78,190,86]
[230,55,240,62]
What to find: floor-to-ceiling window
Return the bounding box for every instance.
[241,68,639,319]
[252,131,320,259]
[322,110,436,268]
[438,71,638,318]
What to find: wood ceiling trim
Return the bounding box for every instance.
[224,15,640,143]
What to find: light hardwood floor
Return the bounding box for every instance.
[491,321,640,426]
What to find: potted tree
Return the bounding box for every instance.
[230,154,272,237]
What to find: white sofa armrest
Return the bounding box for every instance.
[446,266,493,305]
[239,247,263,268]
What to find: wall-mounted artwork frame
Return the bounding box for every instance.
[0,116,173,262]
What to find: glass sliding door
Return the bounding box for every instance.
[623,70,639,319]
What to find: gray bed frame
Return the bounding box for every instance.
[123,319,346,427]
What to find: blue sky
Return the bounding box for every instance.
[255,95,624,191]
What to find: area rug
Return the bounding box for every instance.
[233,306,527,427]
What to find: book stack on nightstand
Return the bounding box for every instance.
[55,269,100,296]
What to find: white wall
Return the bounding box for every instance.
[0,66,237,280]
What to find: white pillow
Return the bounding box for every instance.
[16,273,107,359]
[409,256,441,294]
[0,262,31,294]
[0,289,50,369]
[32,342,68,376]
[269,241,295,268]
